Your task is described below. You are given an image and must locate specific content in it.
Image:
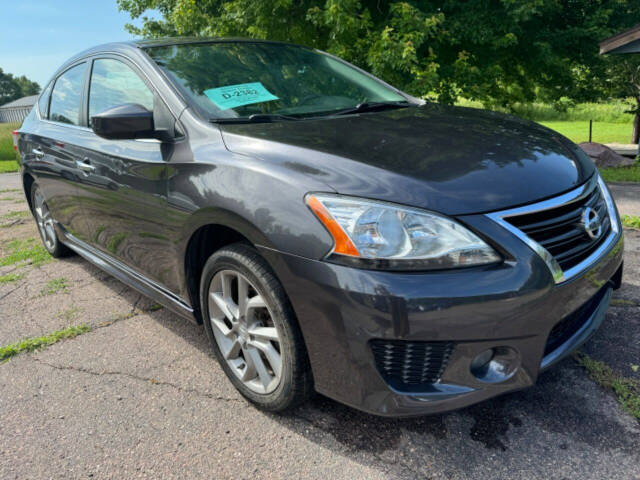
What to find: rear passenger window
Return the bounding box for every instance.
[49,63,86,125]
[38,82,52,119]
[89,59,154,119]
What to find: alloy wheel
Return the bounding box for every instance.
[33,189,56,251]
[208,269,282,394]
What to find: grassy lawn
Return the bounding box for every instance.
[540,121,633,144]
[600,164,640,182]
[0,122,20,173]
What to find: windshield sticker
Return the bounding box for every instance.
[204,82,279,110]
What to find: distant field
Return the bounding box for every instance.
[457,98,634,123]
[457,98,635,144]
[540,121,633,144]
[0,123,19,173]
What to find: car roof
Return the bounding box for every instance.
[49,37,306,83]
[73,37,300,57]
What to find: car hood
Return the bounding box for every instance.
[219,104,594,216]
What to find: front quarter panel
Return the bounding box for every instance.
[166,111,337,300]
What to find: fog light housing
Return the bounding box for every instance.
[470,347,519,383]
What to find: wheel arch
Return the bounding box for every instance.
[23,172,35,211]
[181,209,275,324]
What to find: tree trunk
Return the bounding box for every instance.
[632,112,640,145]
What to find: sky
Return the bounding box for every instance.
[0,1,159,87]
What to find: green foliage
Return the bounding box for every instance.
[117,0,639,107]
[0,161,19,173]
[0,272,25,284]
[1,238,52,267]
[621,215,640,229]
[0,325,90,361]
[575,352,640,420]
[458,98,635,123]
[0,68,40,106]
[0,210,29,220]
[599,164,640,183]
[40,277,70,296]
[0,123,20,162]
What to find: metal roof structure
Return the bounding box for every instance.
[0,94,38,123]
[0,95,38,109]
[600,24,640,55]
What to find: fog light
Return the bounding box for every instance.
[470,347,519,383]
[470,348,495,372]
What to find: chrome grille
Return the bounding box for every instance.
[504,184,611,272]
[370,339,453,391]
[487,176,619,283]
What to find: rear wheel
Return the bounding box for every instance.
[31,184,72,258]
[200,243,313,411]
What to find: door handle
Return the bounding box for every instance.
[32,148,44,159]
[76,159,95,173]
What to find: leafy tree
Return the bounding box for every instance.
[14,75,41,97]
[0,68,40,106]
[117,0,638,109]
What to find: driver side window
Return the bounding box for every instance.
[88,58,154,121]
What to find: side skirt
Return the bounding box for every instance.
[60,228,197,324]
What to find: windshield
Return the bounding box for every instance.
[145,42,408,119]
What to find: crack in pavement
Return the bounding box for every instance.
[33,357,244,404]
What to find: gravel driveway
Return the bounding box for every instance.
[0,172,638,479]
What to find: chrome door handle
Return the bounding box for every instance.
[76,159,95,173]
[32,148,44,159]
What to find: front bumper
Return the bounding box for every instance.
[259,214,624,417]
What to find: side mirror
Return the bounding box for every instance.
[91,103,155,140]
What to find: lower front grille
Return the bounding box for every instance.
[544,286,608,356]
[370,339,453,391]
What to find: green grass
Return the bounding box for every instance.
[0,123,19,161]
[0,324,90,362]
[599,164,640,182]
[0,238,52,267]
[575,352,640,420]
[0,272,25,284]
[40,277,70,296]
[456,99,635,144]
[610,298,637,307]
[621,215,640,229]
[539,121,632,144]
[457,99,634,123]
[0,160,19,173]
[57,307,80,322]
[0,210,29,220]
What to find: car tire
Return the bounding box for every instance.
[30,183,72,258]
[200,243,313,411]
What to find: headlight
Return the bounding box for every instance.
[306,194,501,270]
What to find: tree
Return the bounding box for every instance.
[117,0,639,108]
[0,68,40,106]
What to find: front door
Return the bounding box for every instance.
[74,57,175,288]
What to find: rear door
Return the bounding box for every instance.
[25,62,90,238]
[74,55,175,287]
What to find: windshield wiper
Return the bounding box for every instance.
[330,101,413,116]
[210,113,300,124]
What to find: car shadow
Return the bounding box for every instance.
[72,257,640,479]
